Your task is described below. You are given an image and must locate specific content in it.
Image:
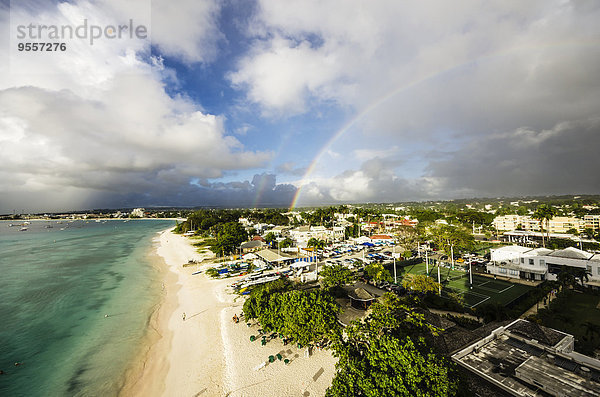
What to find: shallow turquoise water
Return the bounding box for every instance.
[0,219,174,396]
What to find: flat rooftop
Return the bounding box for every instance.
[452,319,600,397]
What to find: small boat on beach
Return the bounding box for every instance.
[20,227,28,231]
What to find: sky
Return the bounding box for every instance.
[1,0,600,213]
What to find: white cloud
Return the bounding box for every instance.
[149,0,223,63]
[229,35,348,116]
[0,1,270,212]
[326,149,340,159]
[232,0,600,140]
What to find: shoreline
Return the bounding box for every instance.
[120,229,337,396]
[118,229,179,396]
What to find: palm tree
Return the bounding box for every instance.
[573,267,592,288]
[533,205,557,247]
[557,269,576,292]
[307,237,326,250]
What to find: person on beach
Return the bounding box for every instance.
[182,312,186,321]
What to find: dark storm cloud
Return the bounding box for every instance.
[426,118,600,197]
[79,173,298,210]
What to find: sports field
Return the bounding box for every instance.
[399,262,533,308]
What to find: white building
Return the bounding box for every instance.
[289,225,345,247]
[487,245,600,285]
[131,208,145,217]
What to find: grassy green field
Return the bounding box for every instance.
[399,262,533,308]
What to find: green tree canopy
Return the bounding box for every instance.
[264,232,276,246]
[401,274,441,295]
[243,280,340,345]
[210,222,248,256]
[320,264,354,289]
[428,224,474,256]
[279,237,294,248]
[326,293,460,397]
[364,262,393,283]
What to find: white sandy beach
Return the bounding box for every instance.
[121,229,337,397]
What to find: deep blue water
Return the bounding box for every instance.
[0,219,174,396]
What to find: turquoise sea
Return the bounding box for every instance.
[0,219,174,396]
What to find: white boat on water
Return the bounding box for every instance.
[20,227,28,231]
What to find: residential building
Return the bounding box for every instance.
[548,217,584,233]
[493,215,583,233]
[584,215,600,232]
[493,215,521,231]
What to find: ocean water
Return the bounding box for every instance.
[0,219,174,396]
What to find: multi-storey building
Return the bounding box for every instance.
[548,216,584,233]
[584,214,600,232]
[493,215,583,233]
[487,245,600,285]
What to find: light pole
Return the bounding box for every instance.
[393,243,397,284]
[469,260,473,288]
[437,260,441,295]
[425,249,429,276]
[451,245,455,270]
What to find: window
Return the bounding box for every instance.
[509,269,519,275]
[521,258,524,264]
[597,267,600,276]
[499,267,507,274]
[529,259,534,265]
[540,259,545,266]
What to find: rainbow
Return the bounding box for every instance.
[288,41,596,210]
[288,63,467,210]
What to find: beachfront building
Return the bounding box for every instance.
[452,319,600,396]
[254,248,295,268]
[240,240,267,253]
[487,245,600,286]
[131,208,145,217]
